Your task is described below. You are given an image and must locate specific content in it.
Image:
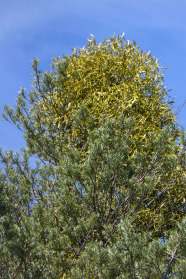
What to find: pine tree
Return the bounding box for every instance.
[0,35,185,278]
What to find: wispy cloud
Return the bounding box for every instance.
[1,0,185,45]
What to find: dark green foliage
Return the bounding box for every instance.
[0,115,185,278]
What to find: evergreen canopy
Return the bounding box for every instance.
[0,35,185,278]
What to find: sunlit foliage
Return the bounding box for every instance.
[0,35,185,278]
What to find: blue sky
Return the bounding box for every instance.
[0,0,185,152]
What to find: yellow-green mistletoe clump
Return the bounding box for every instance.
[36,34,176,152]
